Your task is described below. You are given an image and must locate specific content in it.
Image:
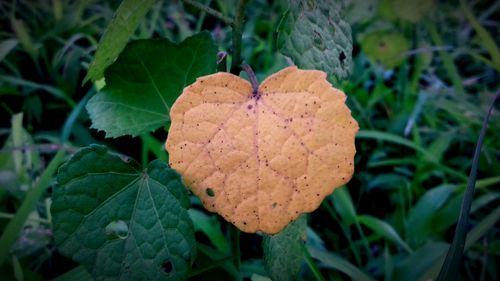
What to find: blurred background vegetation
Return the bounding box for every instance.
[0,0,498,280]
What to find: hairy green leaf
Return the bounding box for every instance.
[83,0,156,83]
[277,0,352,80]
[86,32,217,138]
[51,145,196,281]
[263,215,306,281]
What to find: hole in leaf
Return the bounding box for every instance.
[206,188,215,197]
[339,52,346,63]
[162,260,173,274]
[105,220,129,239]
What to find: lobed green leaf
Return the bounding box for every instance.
[51,145,196,281]
[86,32,217,138]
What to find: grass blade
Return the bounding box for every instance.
[436,90,499,281]
[307,246,377,281]
[0,149,66,266]
[357,215,413,254]
[83,0,156,83]
[418,205,500,281]
[357,130,436,161]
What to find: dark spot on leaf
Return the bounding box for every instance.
[206,188,215,197]
[162,260,173,274]
[339,52,346,64]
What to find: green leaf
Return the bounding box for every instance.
[52,266,93,281]
[188,209,230,254]
[263,215,306,281]
[86,32,217,138]
[460,0,500,69]
[357,215,412,254]
[51,145,196,281]
[331,186,357,225]
[277,0,352,79]
[83,0,156,83]
[0,38,18,62]
[393,242,449,281]
[360,31,410,69]
[405,185,456,245]
[307,246,376,281]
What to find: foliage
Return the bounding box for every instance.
[0,0,498,281]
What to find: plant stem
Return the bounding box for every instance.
[230,225,241,270]
[230,0,248,74]
[241,62,259,96]
[182,0,233,25]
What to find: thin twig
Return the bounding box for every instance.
[0,144,76,153]
[182,0,233,25]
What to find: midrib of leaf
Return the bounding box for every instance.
[132,49,170,112]
[75,176,140,235]
[97,101,169,118]
[144,178,175,272]
[183,38,204,86]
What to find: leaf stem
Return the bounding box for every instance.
[241,62,259,96]
[230,0,248,74]
[437,89,500,281]
[182,0,234,25]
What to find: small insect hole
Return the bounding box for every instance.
[162,260,173,274]
[206,188,215,197]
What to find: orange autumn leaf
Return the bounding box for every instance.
[166,66,358,234]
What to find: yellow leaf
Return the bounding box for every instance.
[166,66,358,234]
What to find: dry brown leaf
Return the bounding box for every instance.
[165,66,358,234]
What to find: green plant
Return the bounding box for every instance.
[0,0,498,280]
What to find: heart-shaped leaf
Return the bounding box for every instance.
[166,66,358,234]
[86,32,217,138]
[51,145,195,281]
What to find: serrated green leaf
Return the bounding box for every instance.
[86,32,217,138]
[51,145,196,281]
[83,0,156,83]
[277,0,352,79]
[263,215,306,281]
